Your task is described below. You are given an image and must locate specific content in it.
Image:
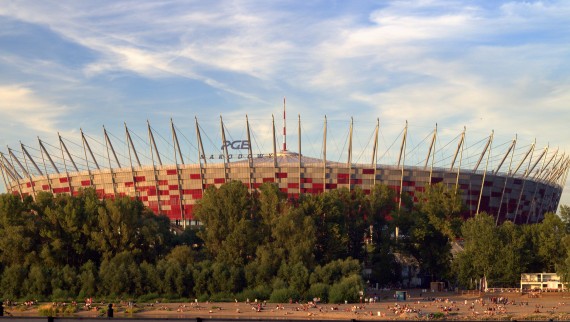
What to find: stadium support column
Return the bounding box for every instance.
[37,138,54,194]
[60,136,79,172]
[348,117,353,192]
[195,117,206,194]
[20,143,37,200]
[425,124,437,184]
[6,148,24,200]
[283,97,287,152]
[20,143,43,176]
[562,159,570,188]
[542,155,564,213]
[0,152,22,197]
[246,115,253,193]
[513,141,534,175]
[537,149,557,179]
[514,140,535,224]
[323,116,327,192]
[298,115,302,195]
[537,149,558,215]
[220,116,230,183]
[81,130,100,172]
[0,155,10,193]
[496,135,517,225]
[452,127,466,194]
[372,118,379,187]
[10,146,35,199]
[528,146,549,223]
[526,145,548,178]
[0,153,21,182]
[476,131,494,215]
[541,152,562,182]
[103,127,119,197]
[147,121,162,214]
[397,121,408,210]
[272,115,277,177]
[124,124,138,200]
[548,156,567,185]
[57,134,74,196]
[8,147,30,179]
[171,119,185,226]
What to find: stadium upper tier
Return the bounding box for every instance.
[1,115,568,225]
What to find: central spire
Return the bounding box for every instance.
[282,97,287,152]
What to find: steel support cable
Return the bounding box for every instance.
[83,133,119,163]
[249,126,265,157]
[431,132,462,168]
[147,125,176,165]
[354,124,376,164]
[336,123,351,163]
[409,129,434,167]
[173,125,198,164]
[378,127,405,164]
[128,129,158,164]
[199,123,224,156]
[300,121,320,160]
[107,130,137,165]
[59,137,92,170]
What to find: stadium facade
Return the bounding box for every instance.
[1,109,568,226]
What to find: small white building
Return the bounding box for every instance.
[520,273,565,291]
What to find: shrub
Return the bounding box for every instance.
[38,304,77,316]
[137,292,160,303]
[269,288,300,303]
[328,274,364,304]
[307,283,329,302]
[236,286,271,302]
[209,292,234,302]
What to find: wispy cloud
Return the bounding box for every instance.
[0,85,69,137]
[0,0,569,204]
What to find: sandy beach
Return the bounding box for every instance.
[5,291,570,320]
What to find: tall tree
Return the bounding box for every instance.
[537,212,566,272]
[454,212,501,287]
[194,181,258,266]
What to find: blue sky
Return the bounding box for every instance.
[0,0,569,208]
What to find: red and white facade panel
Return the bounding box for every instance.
[8,161,562,225]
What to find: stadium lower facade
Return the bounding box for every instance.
[1,115,568,225]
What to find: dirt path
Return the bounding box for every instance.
[6,291,570,320]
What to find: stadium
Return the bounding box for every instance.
[1,106,568,226]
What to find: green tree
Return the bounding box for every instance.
[495,221,528,286]
[559,204,570,232]
[98,251,141,296]
[78,260,98,298]
[537,212,566,272]
[454,213,500,288]
[194,181,258,266]
[24,264,51,298]
[0,194,39,266]
[0,264,27,299]
[416,183,464,240]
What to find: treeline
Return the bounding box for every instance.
[0,182,569,302]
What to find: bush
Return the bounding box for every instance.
[307,283,329,302]
[236,286,271,302]
[38,304,77,316]
[51,288,72,302]
[209,292,234,302]
[328,274,364,304]
[137,292,160,303]
[269,288,300,303]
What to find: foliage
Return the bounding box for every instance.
[0,185,568,299]
[328,274,364,303]
[269,287,301,303]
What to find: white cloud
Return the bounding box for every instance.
[0,85,69,136]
